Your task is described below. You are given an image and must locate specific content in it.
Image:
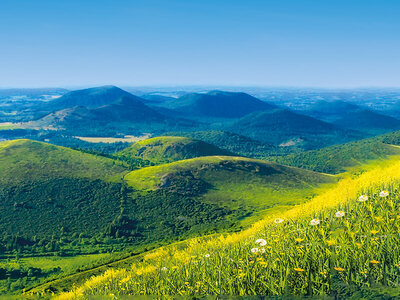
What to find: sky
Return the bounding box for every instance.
[0,0,399,88]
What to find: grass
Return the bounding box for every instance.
[74,134,150,144]
[124,155,335,225]
[272,138,400,174]
[0,139,129,184]
[53,156,400,299]
[117,136,231,165]
[0,123,20,130]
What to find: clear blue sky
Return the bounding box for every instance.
[0,0,399,88]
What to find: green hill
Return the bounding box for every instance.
[0,139,128,184]
[164,130,286,158]
[160,91,277,118]
[272,136,400,174]
[227,109,365,149]
[116,136,233,165]
[124,156,336,223]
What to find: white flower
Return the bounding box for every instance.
[255,239,267,246]
[335,211,345,218]
[379,190,389,197]
[310,219,320,226]
[204,254,210,258]
[274,218,284,224]
[259,248,266,253]
[161,267,167,271]
[251,248,259,253]
[358,195,368,202]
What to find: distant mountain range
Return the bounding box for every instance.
[19,86,400,150]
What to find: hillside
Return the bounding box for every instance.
[123,156,335,221]
[296,100,400,134]
[160,91,277,118]
[227,109,364,149]
[0,139,128,184]
[116,136,233,165]
[53,150,400,299]
[332,109,400,134]
[28,95,191,135]
[47,85,139,110]
[164,130,286,158]
[272,136,400,174]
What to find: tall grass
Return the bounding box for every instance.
[54,159,400,298]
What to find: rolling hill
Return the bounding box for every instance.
[0,139,128,184]
[296,100,400,134]
[116,136,233,165]
[163,130,286,158]
[158,90,277,118]
[272,135,400,174]
[123,156,336,222]
[47,85,139,110]
[227,108,365,149]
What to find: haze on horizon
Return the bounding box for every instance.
[0,0,399,88]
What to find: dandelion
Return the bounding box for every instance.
[370,230,379,235]
[334,267,345,272]
[293,267,304,272]
[326,240,336,246]
[251,248,259,253]
[358,195,368,202]
[370,260,380,264]
[204,254,210,258]
[380,190,389,197]
[274,218,284,224]
[335,211,345,218]
[295,238,304,243]
[255,239,267,246]
[310,219,320,226]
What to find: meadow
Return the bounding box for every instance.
[53,157,400,299]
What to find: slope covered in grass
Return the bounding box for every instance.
[116,136,232,165]
[55,156,400,299]
[164,130,286,158]
[0,139,128,184]
[124,156,335,221]
[272,137,400,174]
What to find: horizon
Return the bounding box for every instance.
[1,0,399,88]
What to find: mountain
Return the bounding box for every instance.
[116,136,233,165]
[296,100,400,134]
[227,108,365,149]
[47,85,140,110]
[29,91,192,134]
[159,91,277,118]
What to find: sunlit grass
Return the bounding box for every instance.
[54,158,400,298]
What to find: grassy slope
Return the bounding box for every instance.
[0,139,128,184]
[116,136,232,165]
[272,137,400,174]
[54,155,400,299]
[163,130,286,158]
[124,156,336,223]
